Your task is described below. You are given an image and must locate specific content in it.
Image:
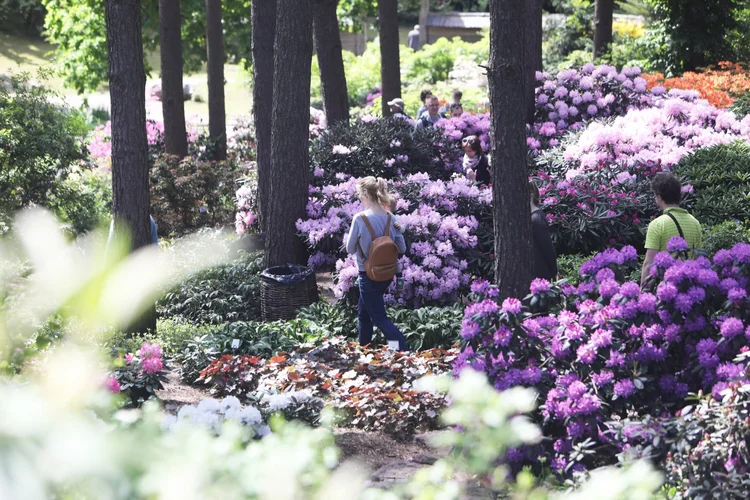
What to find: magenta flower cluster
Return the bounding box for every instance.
[457,240,750,474]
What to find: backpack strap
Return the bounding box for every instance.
[664,211,685,240]
[357,213,377,261]
[384,213,392,237]
[359,214,377,240]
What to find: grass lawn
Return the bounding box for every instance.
[1,32,253,122]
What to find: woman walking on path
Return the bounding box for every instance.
[346,177,408,351]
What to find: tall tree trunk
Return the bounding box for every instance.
[378,0,401,117]
[419,0,429,46]
[488,0,532,299]
[593,0,614,60]
[313,0,349,124]
[524,0,542,125]
[206,0,227,160]
[104,0,155,333]
[266,1,313,267]
[159,0,188,157]
[252,0,277,234]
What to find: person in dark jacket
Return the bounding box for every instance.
[529,181,558,280]
[461,135,490,186]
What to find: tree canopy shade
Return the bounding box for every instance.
[42,0,252,94]
[488,0,533,298]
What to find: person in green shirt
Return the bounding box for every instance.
[641,172,702,287]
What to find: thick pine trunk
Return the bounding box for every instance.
[159,0,188,157]
[313,0,349,124]
[265,1,313,267]
[488,0,533,299]
[104,0,155,333]
[524,0,542,125]
[252,0,277,234]
[419,0,429,46]
[206,0,227,160]
[593,0,614,60]
[378,0,401,117]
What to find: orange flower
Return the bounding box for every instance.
[644,62,750,108]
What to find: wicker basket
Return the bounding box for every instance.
[260,265,318,321]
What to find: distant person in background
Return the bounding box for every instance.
[414,95,445,131]
[641,172,702,287]
[440,90,463,114]
[387,98,411,119]
[416,89,432,120]
[449,103,464,118]
[462,135,490,186]
[529,181,558,281]
[408,24,421,51]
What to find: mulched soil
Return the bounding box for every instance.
[155,366,430,472]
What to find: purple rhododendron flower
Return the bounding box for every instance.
[502,297,522,315]
[613,379,636,398]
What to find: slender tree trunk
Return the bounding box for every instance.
[419,0,429,46]
[252,0,276,234]
[206,0,227,160]
[159,0,188,157]
[488,0,532,299]
[266,2,313,267]
[313,0,349,124]
[378,0,401,117]
[104,0,155,333]
[524,0,542,125]
[593,0,614,60]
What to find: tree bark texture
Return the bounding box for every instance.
[488,0,533,299]
[252,0,277,234]
[593,0,614,60]
[419,0,429,46]
[523,0,542,125]
[378,0,401,117]
[206,0,227,160]
[313,0,349,124]
[104,0,155,333]
[266,1,313,267]
[159,0,188,157]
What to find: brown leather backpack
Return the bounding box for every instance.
[357,213,399,282]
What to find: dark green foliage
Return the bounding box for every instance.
[543,0,593,71]
[646,0,743,75]
[729,92,750,119]
[175,319,329,383]
[157,251,264,324]
[0,73,89,228]
[556,253,593,286]
[673,141,750,227]
[49,170,112,236]
[0,0,46,35]
[309,117,456,184]
[702,221,750,255]
[150,153,242,237]
[390,306,463,351]
[298,301,462,351]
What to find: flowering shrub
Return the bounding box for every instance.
[529,64,660,153]
[457,240,750,475]
[295,174,491,307]
[309,118,454,184]
[88,119,170,171]
[234,171,260,236]
[611,352,750,498]
[150,153,244,236]
[644,62,750,108]
[198,337,456,436]
[112,341,168,407]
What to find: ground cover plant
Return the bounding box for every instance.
[198,337,457,436]
[456,239,750,487]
